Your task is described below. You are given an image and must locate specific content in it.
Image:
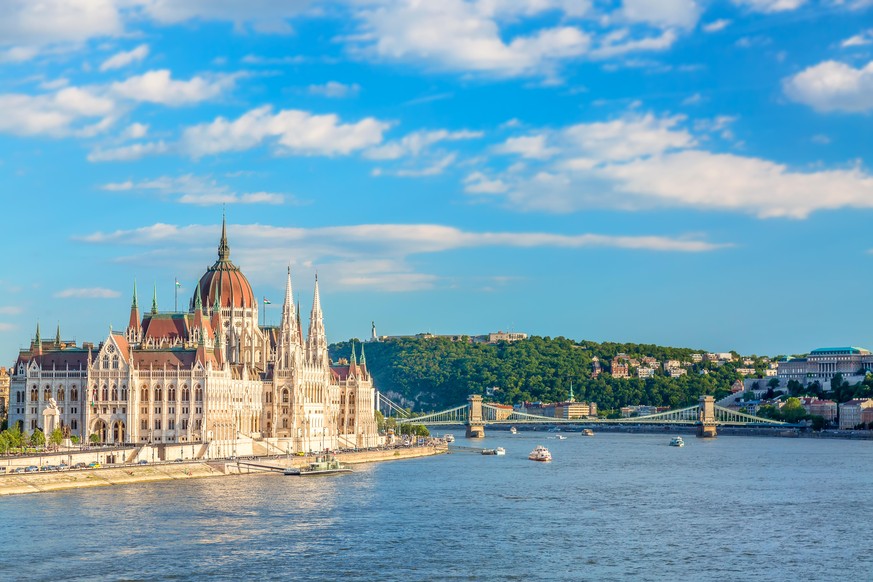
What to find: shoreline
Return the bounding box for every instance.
[0,444,447,498]
[494,424,873,440]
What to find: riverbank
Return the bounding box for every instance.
[0,444,447,497]
[499,424,873,440]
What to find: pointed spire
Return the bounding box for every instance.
[307,273,327,364]
[55,323,61,346]
[194,280,203,311]
[217,209,230,262]
[131,279,138,309]
[151,284,158,314]
[360,342,366,365]
[569,382,575,403]
[350,341,357,366]
[35,321,41,344]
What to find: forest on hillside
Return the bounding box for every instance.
[330,336,752,412]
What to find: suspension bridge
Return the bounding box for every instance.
[379,394,794,438]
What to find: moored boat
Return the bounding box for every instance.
[287,454,353,476]
[669,436,685,447]
[528,445,552,462]
[495,447,506,456]
[481,448,498,455]
[444,434,455,443]
[581,429,594,437]
[509,426,517,434]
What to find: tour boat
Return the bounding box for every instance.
[285,454,353,476]
[581,429,595,437]
[481,448,498,455]
[444,434,455,443]
[509,427,517,435]
[495,447,506,456]
[528,445,552,462]
[669,436,685,447]
[555,435,567,440]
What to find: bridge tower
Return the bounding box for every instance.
[466,395,486,438]
[697,395,717,438]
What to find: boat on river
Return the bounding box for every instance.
[509,427,517,434]
[285,454,353,476]
[480,447,506,456]
[528,445,552,462]
[582,429,594,437]
[444,434,455,443]
[669,436,685,447]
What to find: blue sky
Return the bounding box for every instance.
[0,0,872,359]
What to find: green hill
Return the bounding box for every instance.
[330,336,756,412]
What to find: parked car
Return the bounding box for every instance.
[24,466,39,473]
[58,463,68,471]
[173,458,184,463]
[13,467,25,474]
[72,462,87,470]
[137,460,148,465]
[87,462,101,469]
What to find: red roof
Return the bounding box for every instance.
[142,314,190,341]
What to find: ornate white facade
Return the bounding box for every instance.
[8,219,379,457]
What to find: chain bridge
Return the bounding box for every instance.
[379,394,794,438]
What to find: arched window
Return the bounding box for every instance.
[282,418,288,428]
[92,388,98,402]
[112,355,119,369]
[71,419,78,430]
[121,386,128,400]
[168,386,176,401]
[141,387,149,401]
[30,388,38,402]
[44,387,52,401]
[154,387,162,401]
[195,387,203,402]
[70,387,78,401]
[182,389,190,402]
[111,386,119,401]
[101,386,109,401]
[57,388,65,402]
[282,389,289,404]
[102,355,109,369]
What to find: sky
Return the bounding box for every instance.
[0,0,872,360]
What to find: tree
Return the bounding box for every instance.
[31,428,46,447]
[49,428,64,448]
[767,377,780,390]
[781,397,807,424]
[809,415,827,431]
[89,433,100,445]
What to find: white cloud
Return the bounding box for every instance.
[139,0,313,34]
[0,0,123,56]
[590,29,677,59]
[352,0,590,78]
[468,109,873,219]
[180,105,389,158]
[123,122,149,139]
[495,134,559,159]
[0,306,22,315]
[54,287,120,299]
[0,87,117,137]
[731,0,805,12]
[88,140,169,162]
[841,29,873,48]
[366,129,483,160]
[308,81,361,98]
[0,323,16,332]
[703,19,731,33]
[464,171,509,193]
[783,60,873,113]
[111,69,237,106]
[100,43,149,71]
[99,174,288,205]
[620,0,701,30]
[394,153,457,177]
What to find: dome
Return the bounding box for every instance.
[192,217,256,310]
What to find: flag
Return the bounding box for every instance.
[175,279,182,288]
[263,297,272,305]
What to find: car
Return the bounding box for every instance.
[25,466,39,473]
[72,462,87,470]
[39,466,53,472]
[294,451,305,456]
[173,458,184,463]
[87,462,101,469]
[0,467,6,474]
[13,467,25,474]
[137,460,148,465]
[58,463,68,471]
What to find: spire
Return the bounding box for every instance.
[151,284,158,314]
[307,273,327,364]
[55,323,61,346]
[217,210,230,262]
[350,341,357,366]
[35,321,41,344]
[194,280,203,311]
[131,279,138,309]
[569,382,575,403]
[128,279,142,336]
[360,342,366,365]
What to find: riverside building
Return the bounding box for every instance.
[7,218,380,457]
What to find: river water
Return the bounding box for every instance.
[1,431,871,581]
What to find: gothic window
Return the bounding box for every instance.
[141,419,148,430]
[30,388,38,402]
[181,419,188,430]
[102,386,109,401]
[168,419,175,430]
[168,386,176,401]
[141,387,149,401]
[71,419,78,430]
[282,389,289,404]
[195,387,203,402]
[103,355,110,369]
[154,387,162,401]
[43,387,51,401]
[111,386,119,401]
[182,389,190,402]
[112,355,119,369]
[121,386,128,400]
[71,387,78,401]
[154,419,161,430]
[57,388,65,401]
[282,418,288,428]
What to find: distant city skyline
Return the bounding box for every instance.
[1,1,871,359]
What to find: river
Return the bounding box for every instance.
[1,430,871,581]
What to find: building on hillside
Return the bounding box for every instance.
[637,367,655,379]
[7,217,380,456]
[838,399,873,430]
[486,331,528,343]
[591,356,602,378]
[611,362,629,379]
[777,347,873,386]
[799,398,837,423]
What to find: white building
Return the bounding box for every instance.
[8,218,379,456]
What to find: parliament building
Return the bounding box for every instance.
[7,218,380,457]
